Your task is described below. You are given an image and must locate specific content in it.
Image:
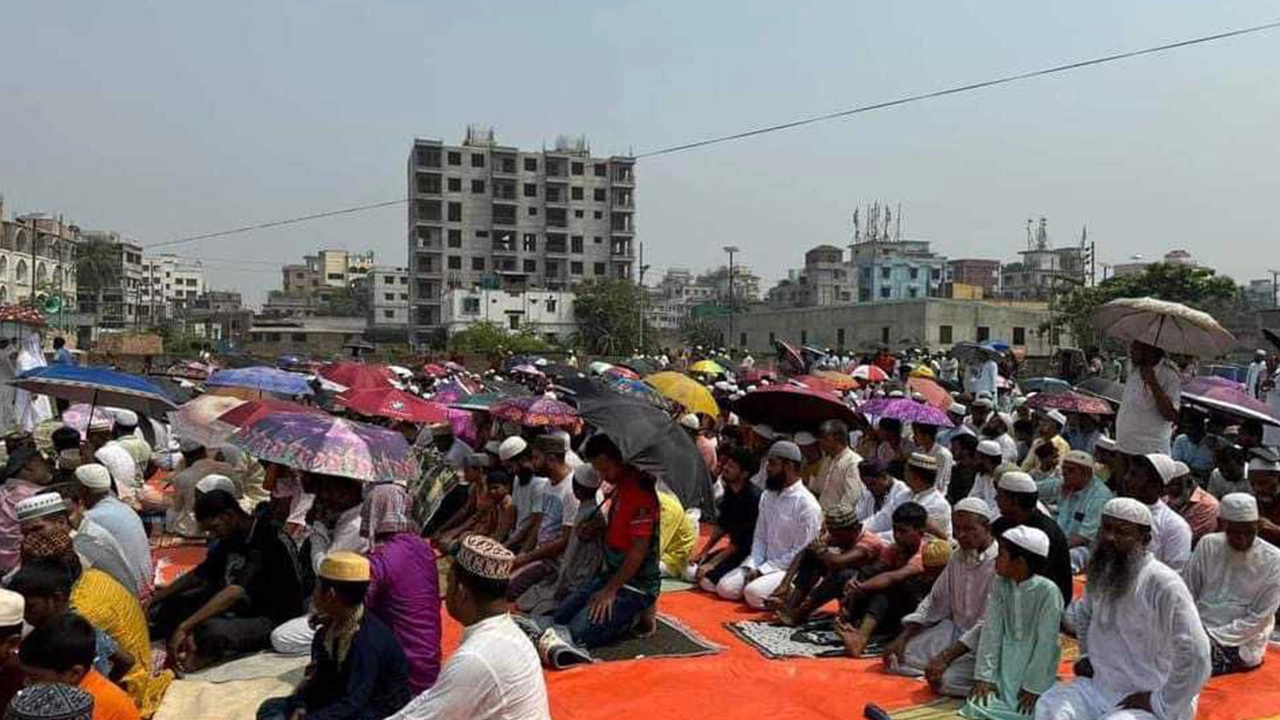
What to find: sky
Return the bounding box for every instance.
[2,1,1279,307]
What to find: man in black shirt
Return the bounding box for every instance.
[149,489,304,671]
[691,447,761,591]
[990,471,1075,603]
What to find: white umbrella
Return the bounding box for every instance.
[1092,297,1235,357]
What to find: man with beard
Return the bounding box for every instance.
[1124,454,1192,572]
[967,441,1005,518]
[1183,493,1280,676]
[990,472,1073,604]
[690,447,761,591]
[1036,498,1210,720]
[498,437,547,556]
[858,460,911,531]
[507,435,578,600]
[715,441,822,609]
[1247,456,1280,545]
[980,415,1020,465]
[946,430,980,505]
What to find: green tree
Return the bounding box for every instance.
[1050,262,1240,350]
[75,236,119,327]
[447,321,549,355]
[571,278,654,356]
[325,286,367,317]
[680,314,723,350]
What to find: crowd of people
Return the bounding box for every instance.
[0,334,1276,720]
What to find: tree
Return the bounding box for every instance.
[571,278,654,356]
[680,314,723,350]
[75,236,119,327]
[447,321,549,355]
[324,286,367,317]
[1049,263,1240,350]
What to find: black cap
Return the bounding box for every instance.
[1,444,40,481]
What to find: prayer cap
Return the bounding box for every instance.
[678,414,700,430]
[113,410,139,428]
[793,431,817,446]
[1170,461,1191,480]
[484,441,502,455]
[951,425,976,440]
[1002,526,1050,558]
[0,589,22,626]
[498,436,528,462]
[318,551,371,583]
[56,449,82,471]
[5,684,93,720]
[1062,450,1094,469]
[463,454,491,470]
[977,440,1003,458]
[954,497,994,521]
[15,493,66,522]
[753,424,776,440]
[1248,456,1280,474]
[949,403,967,415]
[1093,436,1117,453]
[573,465,601,489]
[997,471,1037,494]
[533,434,568,455]
[1257,349,1268,357]
[74,464,112,491]
[1044,410,1067,427]
[195,474,237,495]
[888,390,905,399]
[457,534,515,580]
[1102,497,1153,527]
[823,504,859,530]
[1219,493,1260,523]
[907,452,938,472]
[1143,454,1178,484]
[971,397,993,409]
[922,540,952,568]
[767,441,803,464]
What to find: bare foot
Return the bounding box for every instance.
[836,620,868,657]
[763,594,786,611]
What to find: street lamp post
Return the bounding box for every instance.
[723,245,739,350]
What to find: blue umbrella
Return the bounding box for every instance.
[207,366,314,397]
[13,364,178,416]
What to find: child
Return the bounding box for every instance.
[19,613,140,720]
[961,526,1062,720]
[766,505,886,626]
[0,589,26,711]
[443,469,515,552]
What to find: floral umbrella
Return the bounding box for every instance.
[489,395,583,432]
[812,369,860,392]
[0,304,46,327]
[230,413,417,484]
[873,398,954,427]
[602,366,640,381]
[215,397,326,429]
[337,387,449,424]
[851,365,890,383]
[1026,390,1115,416]
[604,375,671,410]
[168,395,248,448]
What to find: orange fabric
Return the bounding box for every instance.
[82,669,142,720]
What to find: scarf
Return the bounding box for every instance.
[323,605,365,666]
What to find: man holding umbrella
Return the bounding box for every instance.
[1115,341,1181,473]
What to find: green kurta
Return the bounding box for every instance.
[960,574,1063,720]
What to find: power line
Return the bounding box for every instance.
[141,197,407,250]
[636,19,1280,158]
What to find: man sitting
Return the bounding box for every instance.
[1053,450,1113,573]
[884,498,997,697]
[690,447,761,592]
[713,441,822,610]
[149,490,303,671]
[1020,411,1069,472]
[1123,454,1193,572]
[74,465,153,604]
[1206,439,1249,499]
[19,613,139,720]
[909,423,953,496]
[857,460,911,532]
[766,505,888,627]
[966,441,1005,518]
[0,444,56,574]
[508,436,578,600]
[1183,494,1280,676]
[258,552,411,720]
[990,472,1074,604]
[657,488,697,579]
[1163,460,1219,545]
[901,453,952,540]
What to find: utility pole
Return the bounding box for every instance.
[1270,269,1280,308]
[723,245,739,349]
[637,242,650,352]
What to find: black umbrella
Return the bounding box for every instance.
[1075,377,1123,405]
[1264,328,1280,352]
[574,392,716,520]
[541,363,585,381]
[618,357,660,376]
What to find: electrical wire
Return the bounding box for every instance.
[141,197,407,250]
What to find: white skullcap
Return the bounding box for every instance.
[498,436,528,462]
[1062,450,1094,469]
[951,425,976,440]
[0,589,22,626]
[1044,410,1067,427]
[1102,497,1153,527]
[713,381,731,391]
[768,441,803,463]
[971,397,993,409]
[573,464,601,489]
[753,424,776,440]
[1219,493,1260,522]
[112,409,139,428]
[949,403,967,415]
[954,496,994,521]
[74,463,112,491]
[793,431,817,446]
[1002,526,1051,558]
[977,440,1003,458]
[678,414,700,430]
[1248,457,1280,474]
[1170,461,1191,480]
[1143,454,1178,484]
[1094,436,1117,452]
[997,471,1038,494]
[196,473,237,496]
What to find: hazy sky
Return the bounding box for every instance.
[3,1,1279,306]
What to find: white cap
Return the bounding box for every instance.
[15,493,66,522]
[498,436,528,462]
[573,464,601,489]
[1248,457,1280,474]
[949,403,967,415]
[1218,493,1259,522]
[954,496,993,521]
[678,414,700,430]
[977,440,1003,458]
[1044,410,1067,427]
[1144,454,1178,484]
[753,424,776,440]
[1102,497,1153,527]
[196,474,237,495]
[113,409,139,428]
[794,431,817,446]
[1062,450,1094,469]
[997,471,1038,494]
[1002,526,1050,558]
[971,397,993,409]
[1094,437,1117,453]
[1170,461,1191,480]
[74,464,112,491]
[0,589,22,626]
[768,441,803,463]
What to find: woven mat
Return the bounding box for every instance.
[660,577,696,593]
[881,697,964,720]
[726,617,884,659]
[592,614,723,662]
[181,651,309,684]
[153,677,294,720]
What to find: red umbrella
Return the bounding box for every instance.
[732,385,860,433]
[789,375,842,395]
[907,376,952,411]
[337,387,449,424]
[0,304,45,327]
[602,366,640,381]
[215,398,326,428]
[851,365,890,383]
[318,362,395,391]
[421,363,450,379]
[1026,390,1115,416]
[1183,376,1280,426]
[489,396,583,433]
[736,366,776,384]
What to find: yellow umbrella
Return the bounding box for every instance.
[813,369,860,391]
[646,372,720,417]
[688,360,726,376]
[909,365,936,379]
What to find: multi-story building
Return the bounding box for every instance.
[1001,218,1089,300]
[440,287,577,345]
[767,246,858,308]
[946,259,1001,296]
[366,265,410,340]
[850,239,945,303]
[185,290,250,346]
[270,249,375,318]
[76,230,144,330]
[245,316,368,357]
[0,205,79,309]
[407,127,636,345]
[1244,279,1276,309]
[644,268,714,330]
[697,264,761,305]
[1110,249,1198,279]
[138,253,206,324]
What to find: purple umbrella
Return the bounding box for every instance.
[229,413,417,483]
[1182,376,1280,426]
[868,398,955,427]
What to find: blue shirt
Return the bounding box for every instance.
[1171,434,1215,475]
[53,348,74,365]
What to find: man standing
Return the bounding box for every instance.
[1246,349,1268,399]
[387,535,550,720]
[1115,340,1181,461]
[1053,451,1113,573]
[811,419,863,511]
[1035,498,1211,720]
[714,441,822,609]
[1125,454,1193,572]
[1183,494,1280,676]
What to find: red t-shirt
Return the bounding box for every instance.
[605,473,659,553]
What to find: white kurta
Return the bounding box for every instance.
[967,473,1000,520]
[1115,360,1181,456]
[1148,500,1192,573]
[1036,554,1210,720]
[911,443,953,495]
[858,479,912,530]
[386,614,550,720]
[740,481,822,575]
[810,447,864,511]
[909,486,952,539]
[1183,533,1280,668]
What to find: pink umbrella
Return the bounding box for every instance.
[851,365,890,383]
[1183,376,1280,426]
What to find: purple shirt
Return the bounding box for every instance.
[366,533,442,694]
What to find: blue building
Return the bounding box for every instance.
[850,239,946,302]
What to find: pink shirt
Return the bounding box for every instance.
[1177,486,1220,544]
[696,435,717,474]
[0,479,44,572]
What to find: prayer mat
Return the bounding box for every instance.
[181,651,309,685]
[877,698,964,720]
[726,616,886,659]
[591,614,722,663]
[660,577,696,593]
[153,676,294,720]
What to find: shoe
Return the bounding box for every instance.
[862,703,892,720]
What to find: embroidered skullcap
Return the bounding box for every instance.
[997,471,1037,494]
[1062,450,1094,469]
[457,534,515,580]
[1003,526,1050,558]
[977,440,1003,458]
[767,441,803,464]
[20,528,74,563]
[1219,493,1260,523]
[1102,497,1153,527]
[5,684,93,720]
[823,504,859,530]
[922,540,952,568]
[907,452,938,471]
[74,464,112,491]
[318,551,371,582]
[954,497,994,521]
[15,493,66,522]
